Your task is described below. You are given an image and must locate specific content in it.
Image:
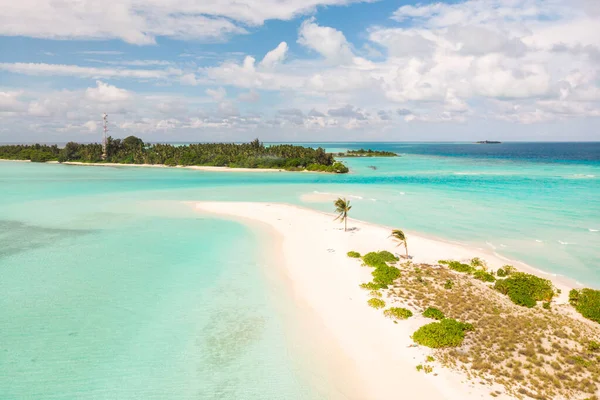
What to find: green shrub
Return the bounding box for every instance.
[362,251,398,267]
[368,298,386,309]
[542,301,551,310]
[503,265,516,275]
[588,341,600,352]
[412,318,474,348]
[347,251,361,258]
[423,307,445,320]
[444,279,454,290]
[569,288,600,324]
[416,364,423,372]
[493,272,555,308]
[359,282,380,290]
[426,355,435,362]
[496,268,507,277]
[371,265,401,288]
[439,260,474,274]
[471,257,487,269]
[473,270,496,283]
[384,307,413,320]
[369,290,382,298]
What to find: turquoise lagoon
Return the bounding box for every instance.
[1,142,599,399]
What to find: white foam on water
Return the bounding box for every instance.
[485,241,497,250]
[535,240,543,243]
[589,229,599,232]
[558,241,574,245]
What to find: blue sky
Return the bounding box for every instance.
[1,0,599,142]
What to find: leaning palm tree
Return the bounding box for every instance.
[333,197,352,231]
[390,229,408,258]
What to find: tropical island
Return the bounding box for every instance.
[195,198,600,400]
[476,140,502,144]
[335,148,398,157]
[0,137,349,173]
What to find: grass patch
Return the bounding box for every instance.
[384,307,413,320]
[439,260,475,274]
[347,251,361,258]
[423,307,445,320]
[473,270,496,283]
[362,251,399,268]
[368,298,386,309]
[413,318,474,348]
[494,272,555,308]
[569,288,600,324]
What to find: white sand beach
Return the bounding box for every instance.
[192,202,582,400]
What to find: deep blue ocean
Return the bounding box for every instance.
[1,142,598,399]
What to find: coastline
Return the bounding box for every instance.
[191,201,582,399]
[0,159,336,173]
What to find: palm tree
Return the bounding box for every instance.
[390,229,408,258]
[334,198,352,231]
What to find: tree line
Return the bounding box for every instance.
[0,137,349,173]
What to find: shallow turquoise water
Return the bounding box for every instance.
[1,143,599,398]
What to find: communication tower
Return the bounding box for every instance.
[102,113,108,159]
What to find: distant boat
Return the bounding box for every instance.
[476,140,502,144]
[367,166,378,170]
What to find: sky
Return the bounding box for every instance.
[1,0,599,143]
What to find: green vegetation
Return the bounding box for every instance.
[359,282,380,290]
[0,137,349,173]
[390,229,408,258]
[368,298,386,309]
[426,355,435,362]
[473,270,496,283]
[347,251,361,258]
[589,341,600,352]
[439,260,474,274]
[362,251,398,267]
[369,290,382,298]
[494,272,555,308]
[383,307,413,320]
[569,288,600,324]
[372,265,401,288]
[470,257,487,270]
[496,268,507,277]
[444,279,454,290]
[377,258,599,398]
[423,307,445,320]
[333,198,352,231]
[543,301,551,310]
[335,148,398,157]
[412,318,474,348]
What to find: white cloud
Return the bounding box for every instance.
[260,42,289,68]
[0,62,175,80]
[0,91,27,113]
[298,19,354,63]
[85,81,133,103]
[206,87,227,101]
[0,0,371,45]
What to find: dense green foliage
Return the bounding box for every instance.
[494,273,555,308]
[412,318,474,348]
[423,307,445,320]
[473,270,496,282]
[368,298,386,309]
[335,148,397,157]
[496,268,507,277]
[363,251,399,268]
[384,307,413,320]
[347,251,361,258]
[569,288,600,324]
[371,265,401,288]
[438,260,475,274]
[0,137,349,172]
[0,144,62,162]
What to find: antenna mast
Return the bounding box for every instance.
[102,113,108,160]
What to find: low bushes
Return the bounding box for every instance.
[372,265,401,288]
[473,270,496,283]
[384,307,413,320]
[423,307,445,320]
[368,298,386,309]
[347,251,361,258]
[439,260,474,274]
[569,288,600,324]
[363,251,398,268]
[494,272,555,308]
[412,318,474,348]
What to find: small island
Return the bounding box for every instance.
[0,137,349,173]
[476,140,502,144]
[335,148,398,157]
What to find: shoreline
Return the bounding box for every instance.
[0,159,337,174]
[190,201,582,399]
